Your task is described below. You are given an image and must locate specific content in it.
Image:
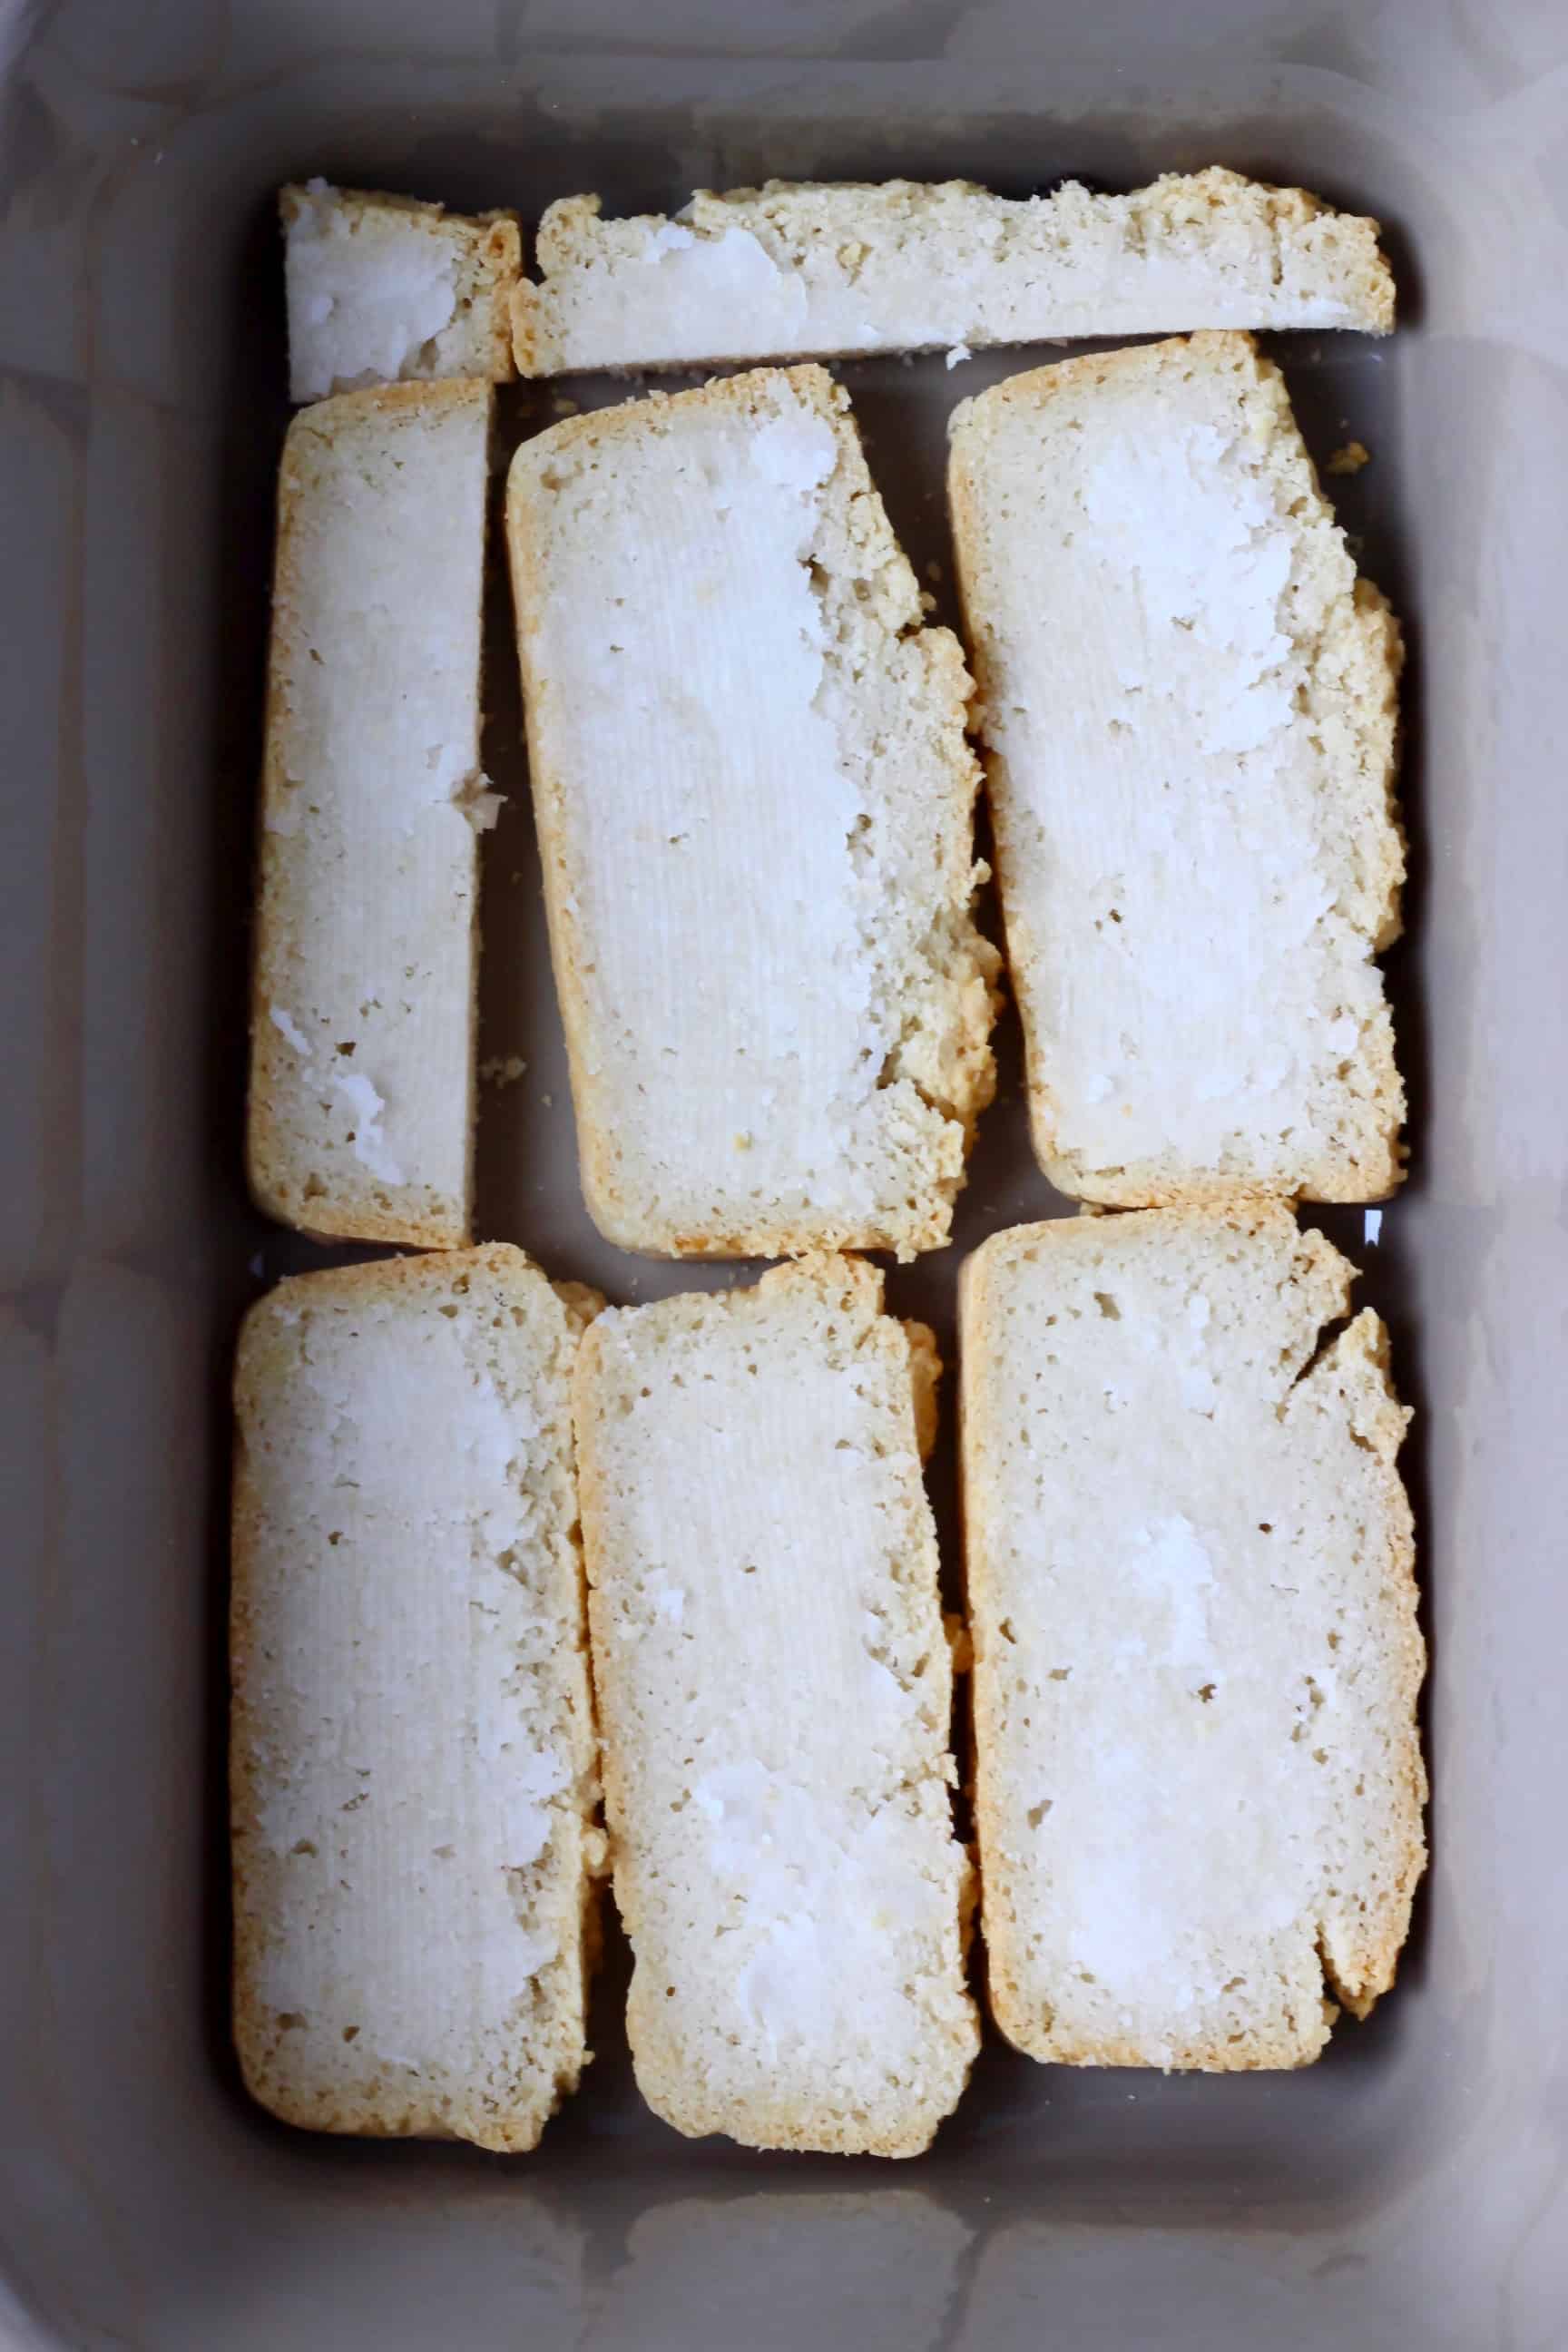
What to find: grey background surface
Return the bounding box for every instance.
[3,0,1566,2344]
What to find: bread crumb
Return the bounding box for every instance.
[1327,439,1371,475]
[479,1054,527,1087]
[454,771,505,830]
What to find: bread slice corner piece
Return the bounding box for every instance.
[950,328,1405,1209]
[281,181,521,403]
[231,1244,602,2150]
[506,363,998,1262]
[960,1203,1426,2071]
[511,168,1392,375]
[574,1254,980,2153]
[249,377,492,1250]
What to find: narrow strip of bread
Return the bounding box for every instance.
[505,363,997,1260]
[949,330,1405,1205]
[249,379,491,1248]
[514,169,1393,374]
[574,1256,979,2153]
[231,1245,603,2150]
[960,1205,1426,2070]
[282,181,520,402]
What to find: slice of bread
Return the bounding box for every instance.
[960,1205,1426,2070]
[506,363,997,1260]
[513,169,1393,375]
[249,379,491,1249]
[574,1256,979,2154]
[282,181,521,403]
[949,330,1405,1206]
[231,1245,603,2150]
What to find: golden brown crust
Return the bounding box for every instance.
[904,1319,942,1465]
[473,214,524,379]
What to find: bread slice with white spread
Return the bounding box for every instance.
[506,363,997,1261]
[249,378,493,1249]
[513,169,1393,375]
[960,1205,1426,2070]
[949,330,1405,1205]
[574,1256,979,2154]
[231,1246,603,2150]
[282,181,520,403]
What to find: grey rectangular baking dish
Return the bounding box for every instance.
[3,0,1565,2344]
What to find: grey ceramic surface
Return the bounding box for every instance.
[2,0,1566,2345]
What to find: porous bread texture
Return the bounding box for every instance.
[282,181,520,403]
[513,168,1393,375]
[949,330,1405,1206]
[960,1204,1426,2071]
[506,363,998,1261]
[574,1255,980,2154]
[249,379,491,1249]
[231,1246,603,2150]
